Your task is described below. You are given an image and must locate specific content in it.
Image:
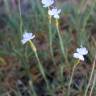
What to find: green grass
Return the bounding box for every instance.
[0,0,96,96]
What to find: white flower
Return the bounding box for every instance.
[73,47,88,61]
[48,8,61,19]
[21,32,35,44]
[41,0,54,7]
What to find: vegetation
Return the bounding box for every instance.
[0,0,96,96]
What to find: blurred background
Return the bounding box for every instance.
[0,0,96,96]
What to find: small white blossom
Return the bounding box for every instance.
[21,32,35,44]
[41,0,54,7]
[73,47,88,61]
[48,8,61,19]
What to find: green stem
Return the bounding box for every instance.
[84,56,96,96]
[89,74,96,96]
[18,0,23,37]
[68,60,80,96]
[48,15,56,65]
[55,19,68,64]
[29,40,49,89]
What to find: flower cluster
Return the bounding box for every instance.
[41,0,61,19]
[73,47,88,61]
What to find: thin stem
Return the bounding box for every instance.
[48,15,56,65]
[68,60,80,96]
[84,55,96,96]
[56,19,64,56]
[89,74,96,96]
[55,19,68,64]
[29,40,49,89]
[18,0,23,37]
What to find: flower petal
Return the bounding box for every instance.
[41,0,54,7]
[54,14,59,19]
[48,8,61,19]
[48,10,54,15]
[57,9,61,14]
[77,47,88,55]
[21,39,27,44]
[21,32,35,44]
[73,53,84,61]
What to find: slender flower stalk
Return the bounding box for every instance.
[55,19,69,80]
[56,19,64,56]
[48,13,56,65]
[21,32,37,95]
[68,46,88,96]
[68,60,80,96]
[28,40,49,88]
[55,19,67,63]
[21,32,49,89]
[84,55,96,96]
[48,7,68,79]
